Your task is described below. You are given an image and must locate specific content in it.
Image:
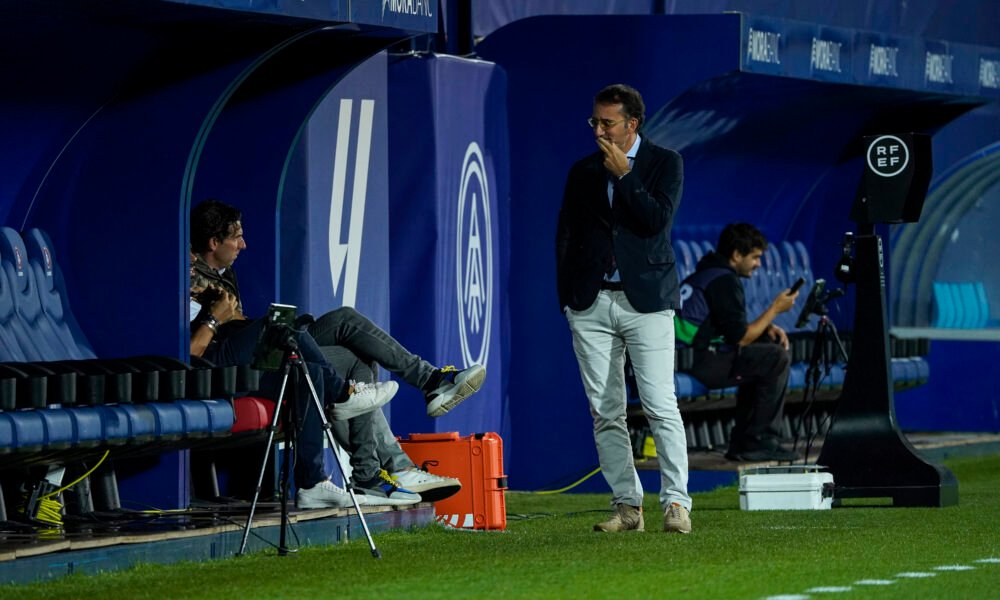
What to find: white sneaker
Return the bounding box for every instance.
[331,380,398,421]
[425,365,486,417]
[392,468,461,502]
[296,479,352,509]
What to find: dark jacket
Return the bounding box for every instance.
[191,256,243,316]
[675,251,748,351]
[556,138,683,313]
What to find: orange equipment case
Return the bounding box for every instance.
[398,432,507,530]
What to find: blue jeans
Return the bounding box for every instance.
[308,307,436,389]
[204,318,347,488]
[320,346,416,483]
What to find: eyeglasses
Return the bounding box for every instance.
[587,117,625,130]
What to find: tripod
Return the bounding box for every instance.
[794,312,848,462]
[237,342,381,559]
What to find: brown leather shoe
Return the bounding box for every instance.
[594,503,644,532]
[663,502,692,534]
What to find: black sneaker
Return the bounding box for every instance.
[727,447,801,462]
[424,365,486,417]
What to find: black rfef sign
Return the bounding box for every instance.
[851,133,932,224]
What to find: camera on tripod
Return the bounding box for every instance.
[238,301,382,558]
[252,303,299,372]
[795,279,846,329]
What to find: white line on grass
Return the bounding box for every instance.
[767,556,997,599]
[933,565,975,571]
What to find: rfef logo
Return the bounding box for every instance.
[866,135,909,177]
[457,142,492,368]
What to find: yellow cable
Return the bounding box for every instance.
[27,451,111,528]
[533,467,602,495]
[136,508,188,514]
[40,450,111,499]
[34,497,63,527]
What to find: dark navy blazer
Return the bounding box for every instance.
[556,138,683,314]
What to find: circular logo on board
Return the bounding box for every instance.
[456,142,493,368]
[866,135,909,177]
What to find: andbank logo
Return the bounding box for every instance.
[457,142,492,368]
[328,98,375,308]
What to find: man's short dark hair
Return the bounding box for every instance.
[191,199,241,254]
[594,84,645,130]
[717,223,768,259]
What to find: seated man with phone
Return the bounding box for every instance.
[675,223,802,462]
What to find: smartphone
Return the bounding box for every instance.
[789,277,806,294]
[251,303,298,372]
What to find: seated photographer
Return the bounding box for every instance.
[675,223,801,462]
[191,275,405,507]
[191,199,485,418]
[190,199,479,504]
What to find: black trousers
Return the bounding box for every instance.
[689,341,791,453]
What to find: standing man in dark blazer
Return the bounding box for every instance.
[557,84,691,534]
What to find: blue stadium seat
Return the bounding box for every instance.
[689,239,705,263]
[794,241,813,283]
[675,240,695,280]
[0,227,80,360]
[932,281,957,328]
[674,240,694,281]
[23,228,96,359]
[973,282,990,327]
[699,240,713,258]
[788,363,807,390]
[675,373,706,400]
[0,410,47,454]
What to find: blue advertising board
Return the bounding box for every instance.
[280,52,391,327]
[740,15,1000,98]
[387,54,510,444]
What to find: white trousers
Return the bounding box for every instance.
[566,290,691,510]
